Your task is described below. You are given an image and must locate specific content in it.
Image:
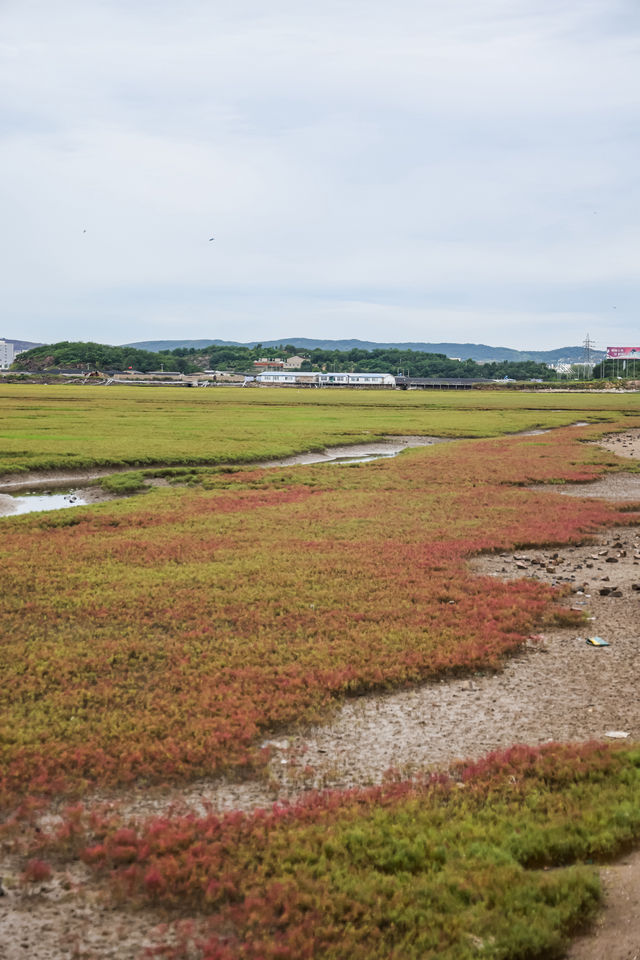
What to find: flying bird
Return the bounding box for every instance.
[209,236,215,241]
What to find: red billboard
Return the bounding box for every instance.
[606,347,640,359]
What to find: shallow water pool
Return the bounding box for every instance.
[0,491,89,517]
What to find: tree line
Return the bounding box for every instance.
[13,342,199,374]
[196,344,556,380]
[14,340,558,381]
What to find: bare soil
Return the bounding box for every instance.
[566,847,640,960]
[2,431,640,959]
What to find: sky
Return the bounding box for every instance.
[1,0,639,350]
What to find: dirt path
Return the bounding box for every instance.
[566,847,640,960]
[2,431,640,959]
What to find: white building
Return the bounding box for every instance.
[256,371,396,386]
[0,339,15,369]
[318,371,396,386]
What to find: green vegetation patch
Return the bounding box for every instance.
[0,384,636,476]
[29,743,640,960]
[99,471,148,495]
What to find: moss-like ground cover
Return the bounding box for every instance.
[2,387,640,958]
[2,414,639,806]
[21,742,640,959]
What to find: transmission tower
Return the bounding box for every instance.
[580,333,597,380]
[582,333,596,364]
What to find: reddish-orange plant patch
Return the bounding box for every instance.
[0,423,638,808]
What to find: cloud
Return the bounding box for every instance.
[1,0,638,348]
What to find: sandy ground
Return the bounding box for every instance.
[2,430,640,958]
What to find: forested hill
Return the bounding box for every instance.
[12,341,198,374]
[124,337,601,364]
[13,340,558,380]
[193,344,556,381]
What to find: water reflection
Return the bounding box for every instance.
[332,452,398,464]
[0,491,88,517]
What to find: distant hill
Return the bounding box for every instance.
[3,338,43,353]
[123,337,604,364]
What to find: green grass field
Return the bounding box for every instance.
[0,383,638,474]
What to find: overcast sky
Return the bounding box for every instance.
[2,0,639,350]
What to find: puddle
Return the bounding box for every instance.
[259,435,449,468]
[0,491,91,517]
[333,452,397,464]
[511,422,591,438]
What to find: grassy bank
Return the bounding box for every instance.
[0,384,638,475]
